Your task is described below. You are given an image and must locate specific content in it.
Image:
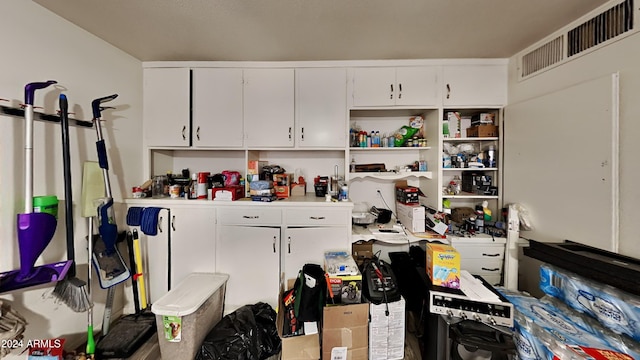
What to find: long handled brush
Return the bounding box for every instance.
[52,94,91,312]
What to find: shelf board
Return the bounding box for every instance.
[443,192,499,199]
[350,171,432,180]
[443,137,498,141]
[443,167,498,171]
[349,146,431,151]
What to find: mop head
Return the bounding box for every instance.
[92,236,130,288]
[52,275,92,312]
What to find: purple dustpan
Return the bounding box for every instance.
[0,260,72,294]
[16,212,58,281]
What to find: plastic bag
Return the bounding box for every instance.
[195,302,281,360]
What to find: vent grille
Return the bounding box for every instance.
[521,36,564,77]
[519,0,636,80]
[568,0,634,57]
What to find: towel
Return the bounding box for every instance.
[126,206,144,226]
[140,207,163,236]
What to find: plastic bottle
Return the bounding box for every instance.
[189,173,198,199]
[350,158,356,173]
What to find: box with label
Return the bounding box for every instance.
[426,243,460,289]
[325,251,362,304]
[369,298,405,360]
[248,160,268,175]
[322,303,369,360]
[274,185,291,198]
[273,173,292,186]
[396,202,425,233]
[278,279,321,360]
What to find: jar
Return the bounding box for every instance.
[152,175,169,198]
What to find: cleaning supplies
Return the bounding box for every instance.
[52,93,92,313]
[0,81,73,294]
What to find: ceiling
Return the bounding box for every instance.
[33,0,609,62]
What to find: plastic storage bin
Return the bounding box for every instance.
[151,272,229,360]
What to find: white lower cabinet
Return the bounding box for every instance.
[283,226,349,280]
[215,204,352,311]
[216,225,281,311]
[449,234,506,286]
[130,204,216,304]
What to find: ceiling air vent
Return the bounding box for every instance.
[567,0,634,57]
[518,0,636,80]
[521,36,564,78]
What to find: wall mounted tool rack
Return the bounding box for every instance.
[1,103,93,128]
[524,239,640,296]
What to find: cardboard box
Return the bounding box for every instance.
[277,280,321,360]
[396,202,425,233]
[352,240,374,268]
[426,243,460,289]
[325,252,362,304]
[247,160,268,175]
[322,303,369,360]
[274,185,290,198]
[369,298,405,360]
[291,183,306,196]
[466,125,499,137]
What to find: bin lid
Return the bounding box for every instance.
[152,272,229,317]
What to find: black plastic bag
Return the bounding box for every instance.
[195,302,281,360]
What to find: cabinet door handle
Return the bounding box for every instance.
[182,125,186,140]
[398,83,402,99]
[273,236,277,253]
[309,216,325,220]
[196,126,200,141]
[446,84,451,99]
[390,84,393,99]
[301,127,304,141]
[158,216,163,233]
[242,215,260,219]
[481,267,500,272]
[171,215,176,231]
[482,253,500,257]
[289,127,292,141]
[288,236,291,253]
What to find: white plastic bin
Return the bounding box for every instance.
[151,272,229,360]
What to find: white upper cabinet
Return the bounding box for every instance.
[443,64,507,106]
[143,68,191,147]
[295,68,347,148]
[192,68,244,148]
[352,66,439,107]
[243,68,295,148]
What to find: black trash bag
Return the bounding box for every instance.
[195,302,281,360]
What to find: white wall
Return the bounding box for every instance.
[0,1,142,356]
[507,29,640,294]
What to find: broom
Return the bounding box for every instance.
[52,94,92,312]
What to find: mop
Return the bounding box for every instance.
[0,81,73,294]
[87,95,130,343]
[52,93,92,313]
[80,161,105,358]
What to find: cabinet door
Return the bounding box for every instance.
[192,68,244,148]
[143,68,191,147]
[352,67,396,107]
[169,206,216,287]
[395,66,440,106]
[140,207,216,303]
[216,225,280,310]
[244,68,295,147]
[283,227,348,280]
[296,68,347,148]
[443,65,507,106]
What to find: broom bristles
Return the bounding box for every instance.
[53,277,92,313]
